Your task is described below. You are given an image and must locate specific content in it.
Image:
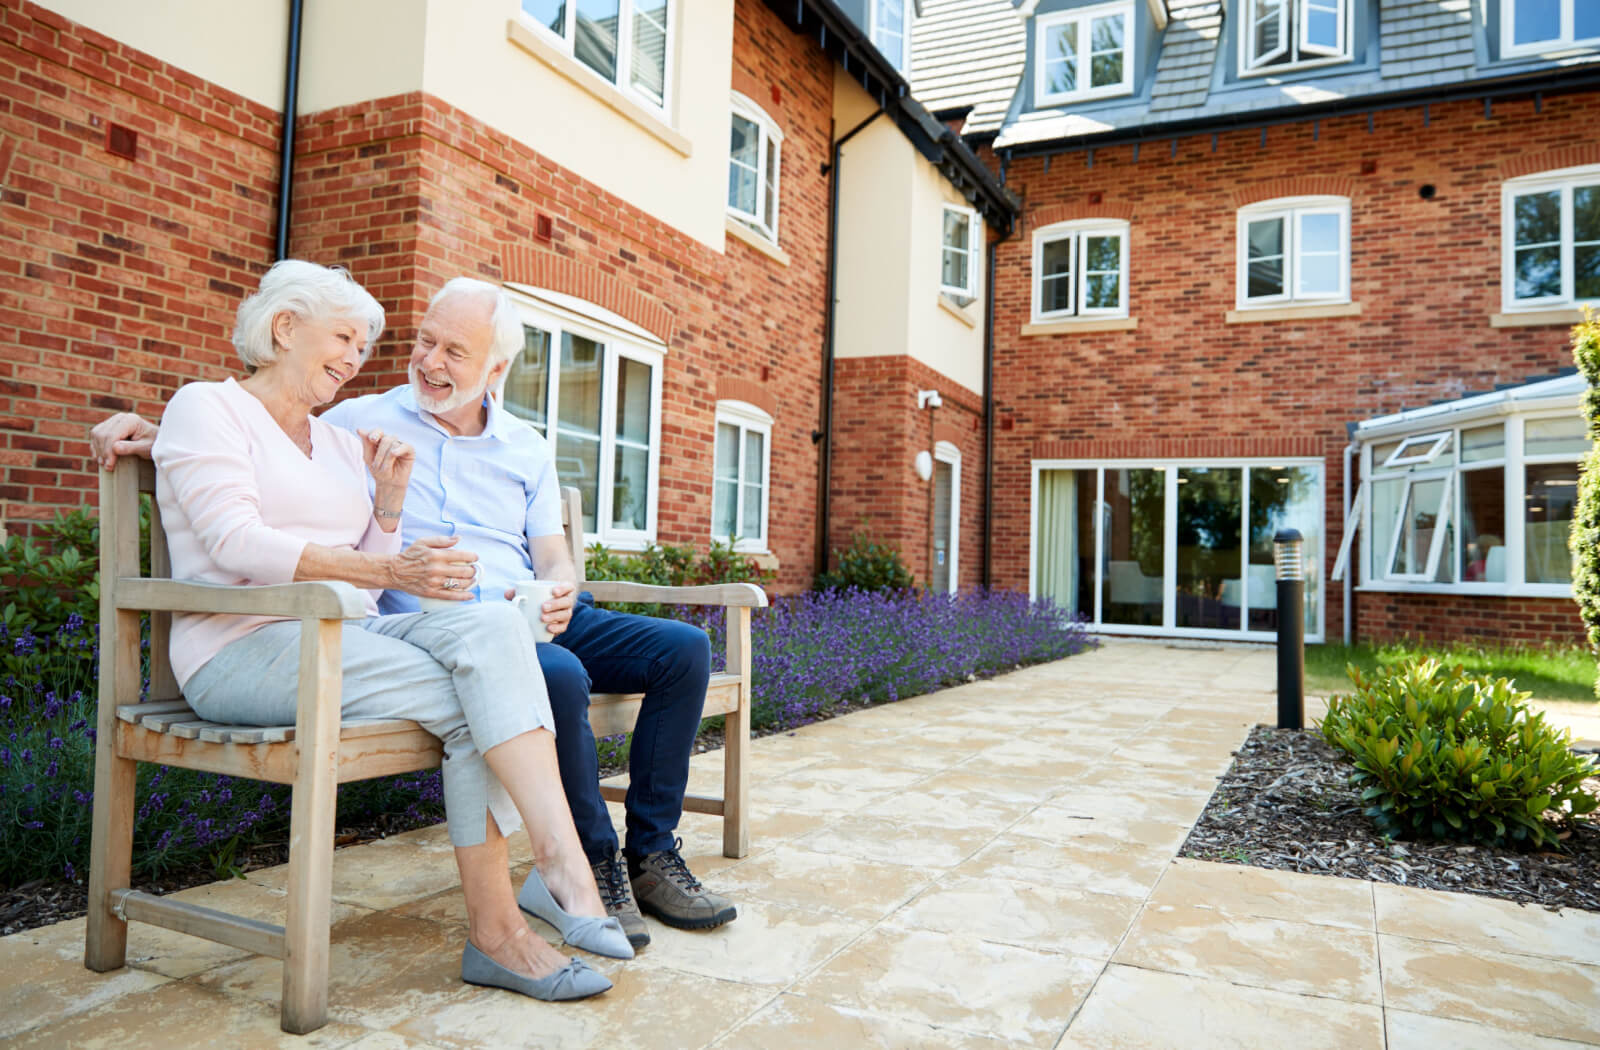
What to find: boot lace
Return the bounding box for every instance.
[651,838,703,893]
[593,854,633,910]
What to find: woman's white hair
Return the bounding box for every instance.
[429,277,525,372]
[232,260,386,372]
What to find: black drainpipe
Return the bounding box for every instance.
[274,0,304,261]
[815,107,884,575]
[982,234,997,589]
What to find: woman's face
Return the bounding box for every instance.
[274,312,368,405]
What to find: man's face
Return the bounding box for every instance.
[408,293,505,416]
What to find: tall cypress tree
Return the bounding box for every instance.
[1570,312,1600,695]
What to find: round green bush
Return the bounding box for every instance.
[1319,658,1597,849]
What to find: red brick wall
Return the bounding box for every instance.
[0,0,280,529]
[831,355,986,588]
[989,93,1599,643]
[1355,592,1584,646]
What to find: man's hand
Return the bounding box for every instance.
[90,413,158,470]
[504,580,576,636]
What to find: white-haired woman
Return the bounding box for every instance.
[150,260,626,1003]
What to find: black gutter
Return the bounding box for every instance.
[274,0,304,261]
[761,0,1018,235]
[815,109,884,575]
[1000,64,1600,162]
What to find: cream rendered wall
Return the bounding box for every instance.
[414,0,734,250]
[831,70,985,399]
[831,71,912,366]
[33,0,288,109]
[298,0,427,115]
[906,162,986,397]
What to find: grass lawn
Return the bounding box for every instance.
[1306,641,1598,704]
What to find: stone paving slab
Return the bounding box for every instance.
[5,641,1599,1048]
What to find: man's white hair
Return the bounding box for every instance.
[429,277,524,372]
[232,260,385,372]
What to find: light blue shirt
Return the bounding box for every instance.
[321,386,565,614]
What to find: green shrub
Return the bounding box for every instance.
[1570,311,1600,696]
[583,538,772,618]
[814,532,915,592]
[1,510,102,636]
[1319,658,1598,849]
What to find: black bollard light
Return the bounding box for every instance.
[1274,528,1305,730]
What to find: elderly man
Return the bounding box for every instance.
[91,277,736,948]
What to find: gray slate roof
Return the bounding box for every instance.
[909,0,1027,135]
[993,0,1600,150]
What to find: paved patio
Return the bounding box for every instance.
[3,641,1599,1048]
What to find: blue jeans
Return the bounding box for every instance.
[539,595,712,863]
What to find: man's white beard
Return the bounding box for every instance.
[410,364,488,416]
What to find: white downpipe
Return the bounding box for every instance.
[1342,441,1357,646]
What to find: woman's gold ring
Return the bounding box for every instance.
[444,578,459,590]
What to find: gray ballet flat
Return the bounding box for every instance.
[460,940,612,1001]
[517,867,636,959]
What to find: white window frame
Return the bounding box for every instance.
[870,0,912,74]
[941,204,980,299]
[503,291,665,549]
[1501,0,1600,57]
[1235,196,1351,308]
[1031,219,1131,321]
[1239,0,1352,76]
[1350,412,1587,598]
[711,399,772,552]
[1500,165,1600,313]
[1034,0,1136,106]
[727,92,783,244]
[1027,456,1327,643]
[516,0,674,114]
[933,440,962,593]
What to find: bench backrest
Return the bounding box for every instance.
[105,457,590,705]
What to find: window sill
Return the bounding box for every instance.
[1490,307,1588,328]
[1354,582,1574,599]
[713,542,778,570]
[1225,301,1361,323]
[939,293,978,328]
[1021,317,1137,335]
[725,217,790,266]
[506,18,692,158]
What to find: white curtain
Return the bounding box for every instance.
[1037,470,1080,615]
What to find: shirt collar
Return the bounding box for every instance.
[395,383,511,442]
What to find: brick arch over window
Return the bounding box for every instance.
[932,421,969,449]
[500,245,677,344]
[1230,176,1356,209]
[1030,202,1136,229]
[716,376,779,418]
[1501,145,1600,179]
[731,69,783,122]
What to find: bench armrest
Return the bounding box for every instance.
[581,580,768,608]
[114,578,370,620]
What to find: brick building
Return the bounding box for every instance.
[0,0,1011,594]
[915,0,1600,645]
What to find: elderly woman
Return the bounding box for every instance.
[150,260,626,1002]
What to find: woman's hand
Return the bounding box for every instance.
[390,535,479,600]
[360,428,412,531]
[90,412,159,469]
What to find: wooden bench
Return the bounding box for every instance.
[84,457,766,1033]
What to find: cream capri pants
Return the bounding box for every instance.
[183,603,554,847]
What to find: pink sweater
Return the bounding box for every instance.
[151,379,401,686]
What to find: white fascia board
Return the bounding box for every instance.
[1146,0,1168,30]
[1352,374,1585,441]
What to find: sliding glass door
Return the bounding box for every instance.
[1034,459,1323,641]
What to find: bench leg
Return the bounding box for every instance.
[722,607,751,859]
[281,619,342,1035]
[84,745,136,971]
[86,605,142,973]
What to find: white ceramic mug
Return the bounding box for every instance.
[510,579,561,643]
[417,561,482,612]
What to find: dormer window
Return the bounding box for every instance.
[871,0,911,74]
[1035,1,1135,106]
[1240,0,1351,75]
[1503,0,1600,58]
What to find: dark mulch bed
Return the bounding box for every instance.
[1181,725,1600,913]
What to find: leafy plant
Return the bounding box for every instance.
[815,531,915,593]
[1570,310,1600,697]
[1,511,102,636]
[584,538,773,618]
[1319,658,1598,849]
